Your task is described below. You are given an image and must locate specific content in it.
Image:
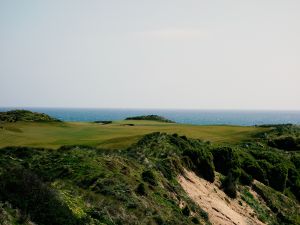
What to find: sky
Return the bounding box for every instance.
[0,0,300,110]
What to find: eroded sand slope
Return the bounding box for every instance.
[178,170,265,225]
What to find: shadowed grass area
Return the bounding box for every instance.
[0,120,268,149]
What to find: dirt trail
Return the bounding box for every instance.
[178,170,265,225]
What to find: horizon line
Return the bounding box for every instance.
[1,106,300,112]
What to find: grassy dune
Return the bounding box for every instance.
[0,120,268,149]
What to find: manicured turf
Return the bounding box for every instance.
[0,120,268,149]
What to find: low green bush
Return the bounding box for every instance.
[239,169,253,186]
[182,205,190,216]
[221,172,237,198]
[241,157,267,184]
[136,183,146,195]
[0,168,78,225]
[211,147,240,175]
[142,170,157,186]
[268,136,299,150]
[269,163,288,192]
[183,148,215,182]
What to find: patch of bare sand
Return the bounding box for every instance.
[178,170,265,225]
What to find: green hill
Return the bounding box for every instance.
[0,110,61,122]
[125,115,175,123]
[0,111,299,225]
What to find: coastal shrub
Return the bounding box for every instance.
[269,163,288,192]
[182,205,190,216]
[249,150,282,165]
[291,154,300,169]
[257,160,272,176]
[182,148,215,182]
[142,170,157,186]
[222,172,237,198]
[287,167,300,201]
[239,169,253,186]
[125,115,174,123]
[211,147,240,175]
[268,136,299,150]
[135,183,146,195]
[156,157,183,180]
[0,168,77,225]
[191,217,200,224]
[0,109,61,122]
[242,157,267,184]
[152,215,165,225]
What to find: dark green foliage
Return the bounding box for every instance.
[153,215,165,225]
[268,136,299,150]
[239,144,300,202]
[94,120,112,124]
[241,156,267,184]
[182,205,190,216]
[221,172,237,198]
[248,150,283,165]
[142,170,157,186]
[156,156,184,180]
[257,124,300,137]
[211,147,240,175]
[136,183,146,195]
[0,201,36,225]
[125,115,175,123]
[191,217,201,224]
[183,148,215,182]
[257,160,272,179]
[0,168,78,225]
[257,124,300,151]
[291,154,300,169]
[239,169,253,186]
[127,132,214,183]
[0,109,61,122]
[287,167,300,201]
[211,147,241,197]
[269,163,288,192]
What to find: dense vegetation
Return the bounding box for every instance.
[125,115,175,123]
[0,110,61,122]
[257,124,300,150]
[0,111,299,225]
[0,134,214,225]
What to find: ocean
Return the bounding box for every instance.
[1,107,300,126]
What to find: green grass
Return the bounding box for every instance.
[253,181,300,224]
[0,120,268,149]
[240,187,276,224]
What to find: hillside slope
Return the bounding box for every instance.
[0,130,299,225]
[0,110,61,122]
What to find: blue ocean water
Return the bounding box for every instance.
[1,107,300,126]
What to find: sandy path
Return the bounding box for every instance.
[178,170,265,225]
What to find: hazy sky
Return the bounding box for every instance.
[1,1,299,109]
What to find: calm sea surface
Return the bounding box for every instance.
[1,108,300,126]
